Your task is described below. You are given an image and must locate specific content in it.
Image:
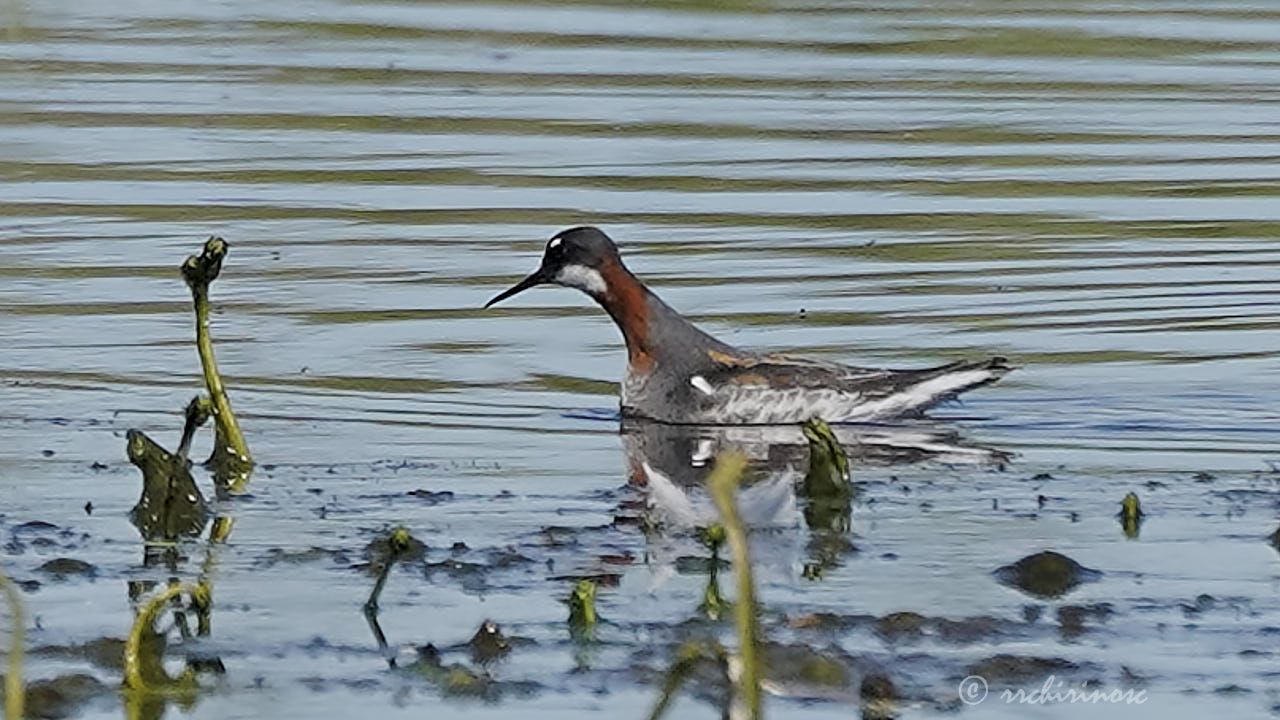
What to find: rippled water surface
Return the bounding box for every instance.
[3,1,1280,718]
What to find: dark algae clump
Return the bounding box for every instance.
[34,559,97,582]
[467,620,511,666]
[15,674,106,720]
[874,611,927,642]
[126,420,209,542]
[965,654,1079,684]
[994,551,1101,599]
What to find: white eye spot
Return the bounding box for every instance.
[555,265,607,295]
[548,238,562,250]
[690,375,714,396]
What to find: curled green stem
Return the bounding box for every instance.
[181,237,252,492]
[0,571,24,720]
[124,582,210,693]
[706,452,762,720]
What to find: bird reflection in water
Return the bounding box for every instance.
[621,417,1008,581]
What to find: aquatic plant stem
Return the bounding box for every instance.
[363,607,394,667]
[364,527,413,612]
[706,452,762,720]
[0,572,23,720]
[176,395,212,461]
[181,237,252,492]
[365,563,394,613]
[192,287,241,459]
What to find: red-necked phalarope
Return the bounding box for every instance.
[485,227,1010,425]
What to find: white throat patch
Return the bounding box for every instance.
[556,264,607,296]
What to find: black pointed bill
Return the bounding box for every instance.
[484,269,551,308]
